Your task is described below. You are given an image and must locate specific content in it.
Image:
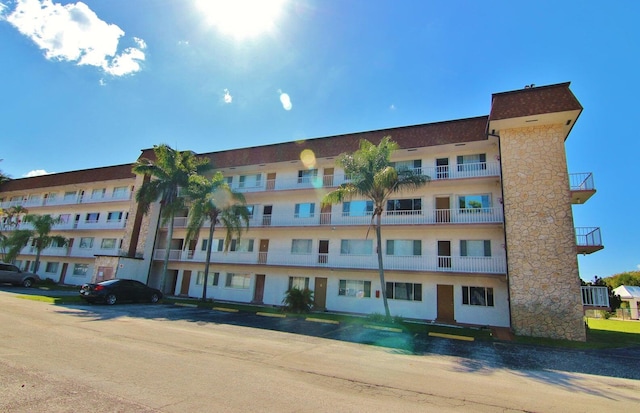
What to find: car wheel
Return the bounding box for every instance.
[105,293,117,305]
[150,293,160,304]
[22,278,34,288]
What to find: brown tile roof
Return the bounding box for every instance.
[0,164,135,192]
[200,116,490,168]
[489,82,582,121]
[4,116,490,193]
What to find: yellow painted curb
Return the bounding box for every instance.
[213,307,239,313]
[428,332,474,341]
[364,325,403,333]
[257,312,286,318]
[306,317,340,324]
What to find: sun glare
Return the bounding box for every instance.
[196,0,287,39]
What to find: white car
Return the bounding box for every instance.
[0,263,40,287]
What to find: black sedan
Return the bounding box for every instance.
[79,279,163,305]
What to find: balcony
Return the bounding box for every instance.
[0,191,133,210]
[576,227,603,254]
[153,249,507,275]
[581,286,610,308]
[570,173,596,204]
[162,207,504,230]
[226,162,501,193]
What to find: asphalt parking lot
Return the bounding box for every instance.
[5,285,640,381]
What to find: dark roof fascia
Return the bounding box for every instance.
[0,164,135,192]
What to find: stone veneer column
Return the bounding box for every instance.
[500,124,586,341]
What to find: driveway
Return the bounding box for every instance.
[1,289,639,412]
[5,285,640,380]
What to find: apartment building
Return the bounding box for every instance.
[0,82,602,340]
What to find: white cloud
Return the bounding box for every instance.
[278,90,292,111]
[390,104,396,111]
[2,0,146,76]
[23,169,52,177]
[223,89,233,104]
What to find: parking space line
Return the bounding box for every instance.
[257,312,286,318]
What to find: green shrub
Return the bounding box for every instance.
[282,288,314,313]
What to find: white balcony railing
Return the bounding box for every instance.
[225,162,501,193]
[569,173,595,192]
[581,286,609,307]
[0,191,133,210]
[576,227,602,248]
[162,207,504,229]
[153,249,507,274]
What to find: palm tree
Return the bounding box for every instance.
[184,173,251,301]
[21,214,67,273]
[322,136,430,317]
[133,144,211,294]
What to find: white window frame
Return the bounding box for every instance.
[340,239,373,255]
[462,286,494,307]
[79,237,94,249]
[338,279,371,298]
[291,239,312,254]
[225,273,250,289]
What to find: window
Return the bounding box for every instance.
[50,239,65,248]
[229,239,254,252]
[79,237,94,249]
[107,211,123,222]
[72,264,89,276]
[225,273,250,289]
[101,238,117,249]
[245,205,255,217]
[112,186,128,199]
[342,200,373,217]
[196,271,219,286]
[58,214,70,224]
[45,262,59,273]
[298,169,318,184]
[462,286,494,306]
[63,191,77,202]
[291,239,312,254]
[224,176,233,185]
[460,240,491,257]
[85,213,100,223]
[288,277,310,290]
[386,240,422,256]
[392,159,422,174]
[340,239,373,255]
[457,154,487,172]
[386,282,422,301]
[338,280,371,298]
[91,188,106,199]
[239,174,262,188]
[458,195,490,211]
[201,239,224,252]
[294,203,315,218]
[386,198,421,215]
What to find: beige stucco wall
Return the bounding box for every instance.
[500,124,586,341]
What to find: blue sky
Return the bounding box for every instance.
[1,0,638,280]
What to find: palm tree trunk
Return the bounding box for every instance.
[160,209,175,294]
[375,212,390,317]
[202,221,216,301]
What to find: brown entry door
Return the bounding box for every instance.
[258,239,269,264]
[318,240,329,264]
[435,197,450,223]
[253,274,265,303]
[438,241,452,268]
[313,277,327,310]
[180,270,191,296]
[437,284,455,323]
